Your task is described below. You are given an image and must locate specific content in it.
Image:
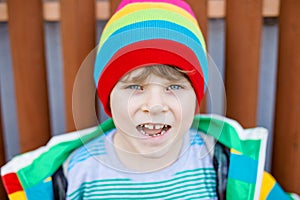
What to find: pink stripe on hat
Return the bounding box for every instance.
[115,0,196,18]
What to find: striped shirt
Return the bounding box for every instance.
[65,129,217,199]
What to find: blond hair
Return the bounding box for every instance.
[121,65,193,83]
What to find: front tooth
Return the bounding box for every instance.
[148,124,154,129]
[154,125,162,129]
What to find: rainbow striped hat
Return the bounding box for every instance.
[94,0,208,116]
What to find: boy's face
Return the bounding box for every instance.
[110,67,197,159]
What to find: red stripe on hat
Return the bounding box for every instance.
[104,39,203,74]
[2,173,23,194]
[98,47,204,116]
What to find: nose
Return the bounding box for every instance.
[141,86,169,114]
[142,104,169,115]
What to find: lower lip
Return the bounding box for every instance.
[139,129,170,140]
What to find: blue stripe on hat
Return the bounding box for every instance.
[112,20,201,44]
[94,27,208,91]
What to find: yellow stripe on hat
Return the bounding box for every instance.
[8,191,27,200]
[259,172,276,200]
[107,2,198,29]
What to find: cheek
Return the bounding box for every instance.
[110,90,140,121]
[179,94,197,127]
[176,92,197,113]
[110,90,128,119]
[111,98,125,113]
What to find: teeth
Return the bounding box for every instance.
[145,124,154,129]
[137,124,171,137]
[143,124,164,130]
[155,124,163,129]
[140,130,167,137]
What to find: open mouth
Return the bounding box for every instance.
[136,123,172,137]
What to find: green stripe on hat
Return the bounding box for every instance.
[99,8,205,50]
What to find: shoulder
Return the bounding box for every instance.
[193,114,268,147]
[194,114,269,200]
[63,130,114,175]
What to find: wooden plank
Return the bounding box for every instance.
[208,0,225,18]
[96,1,110,20]
[209,0,279,18]
[225,0,262,128]
[43,1,60,22]
[263,0,280,17]
[272,0,300,193]
[109,0,121,16]
[7,0,51,152]
[0,2,8,21]
[44,1,109,22]
[0,1,281,22]
[0,96,7,199]
[60,0,97,131]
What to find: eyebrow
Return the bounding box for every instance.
[119,78,191,86]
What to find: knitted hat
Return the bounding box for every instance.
[94,0,208,116]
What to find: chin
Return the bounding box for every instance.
[140,149,169,159]
[138,139,179,159]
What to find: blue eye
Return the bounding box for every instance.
[167,85,184,90]
[126,85,143,90]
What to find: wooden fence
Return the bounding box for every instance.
[0,0,299,198]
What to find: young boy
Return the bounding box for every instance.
[1,0,298,199]
[66,64,217,199]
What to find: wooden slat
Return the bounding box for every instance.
[43,1,60,21]
[208,0,280,18]
[96,1,110,20]
[7,0,51,152]
[43,1,109,22]
[60,0,97,131]
[109,0,121,16]
[0,0,281,22]
[208,0,225,18]
[225,0,262,128]
[272,0,300,193]
[263,0,280,17]
[0,97,7,199]
[0,2,8,21]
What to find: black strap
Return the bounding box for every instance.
[213,142,230,200]
[52,166,68,200]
